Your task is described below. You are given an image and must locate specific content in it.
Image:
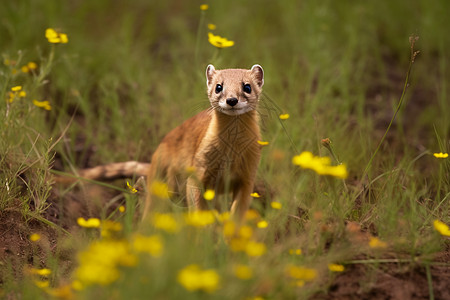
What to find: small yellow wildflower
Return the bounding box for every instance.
[28,62,38,69]
[119,205,125,213]
[18,91,26,97]
[45,28,68,44]
[257,140,269,146]
[369,237,388,249]
[250,192,261,198]
[270,201,282,209]
[433,152,448,159]
[279,113,290,120]
[233,264,253,280]
[100,220,123,238]
[177,264,220,293]
[204,189,215,201]
[239,225,253,239]
[286,265,317,281]
[150,180,170,198]
[11,86,22,92]
[126,181,138,193]
[245,209,260,220]
[32,100,51,111]
[30,268,52,276]
[328,263,345,272]
[208,23,216,30]
[152,213,180,233]
[257,220,268,228]
[132,234,164,257]
[21,65,29,73]
[292,151,348,179]
[433,219,450,237]
[289,249,302,255]
[75,239,136,286]
[223,220,236,237]
[34,280,50,289]
[208,32,234,48]
[77,217,101,228]
[184,210,215,227]
[200,4,209,11]
[245,241,267,257]
[29,233,41,242]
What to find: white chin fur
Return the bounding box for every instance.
[218,103,252,116]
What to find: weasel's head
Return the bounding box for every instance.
[206,64,264,116]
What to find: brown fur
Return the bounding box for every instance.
[144,65,264,221]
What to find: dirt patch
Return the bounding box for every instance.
[316,252,450,300]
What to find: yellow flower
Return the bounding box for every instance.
[29,233,41,242]
[433,219,450,236]
[184,210,215,227]
[100,220,123,238]
[34,280,50,289]
[286,265,317,281]
[21,66,29,73]
[279,113,290,120]
[45,28,68,44]
[11,86,22,92]
[328,263,345,272]
[200,4,209,11]
[369,237,388,249]
[204,189,215,201]
[245,209,260,220]
[28,62,38,69]
[433,152,448,159]
[32,100,51,111]
[270,201,282,209]
[152,213,180,233]
[257,220,268,228]
[208,32,234,48]
[292,151,348,179]
[239,225,253,239]
[289,249,302,255]
[208,23,216,30]
[177,264,220,293]
[75,239,137,286]
[223,220,236,237]
[257,140,269,146]
[250,192,261,199]
[119,205,125,213]
[233,264,253,280]
[77,217,101,228]
[132,234,164,257]
[150,180,170,198]
[30,268,52,276]
[245,241,266,257]
[126,181,137,193]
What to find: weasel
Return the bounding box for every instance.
[144,64,264,221]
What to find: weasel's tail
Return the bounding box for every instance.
[78,161,150,180]
[55,161,150,183]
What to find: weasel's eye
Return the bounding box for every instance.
[243,83,251,94]
[215,84,223,94]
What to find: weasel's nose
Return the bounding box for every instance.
[226,97,238,107]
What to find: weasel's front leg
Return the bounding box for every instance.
[230,180,254,222]
[186,176,207,210]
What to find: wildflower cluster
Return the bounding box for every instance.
[45,28,68,44]
[177,264,220,292]
[292,151,348,179]
[6,86,26,103]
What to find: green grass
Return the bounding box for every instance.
[1,0,449,299]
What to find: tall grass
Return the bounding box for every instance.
[0,0,449,299]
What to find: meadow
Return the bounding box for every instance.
[0,0,449,299]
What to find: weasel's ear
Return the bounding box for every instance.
[251,64,264,87]
[206,64,215,86]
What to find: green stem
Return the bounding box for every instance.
[361,37,419,182]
